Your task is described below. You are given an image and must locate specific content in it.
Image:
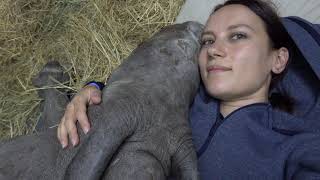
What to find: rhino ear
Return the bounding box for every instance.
[185,21,204,38]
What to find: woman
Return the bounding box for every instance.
[57,0,320,179]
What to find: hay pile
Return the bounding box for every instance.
[0,0,185,139]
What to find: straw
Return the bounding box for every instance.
[0,0,185,139]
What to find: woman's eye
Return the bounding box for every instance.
[230,33,247,41]
[201,39,215,46]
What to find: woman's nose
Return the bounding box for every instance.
[207,41,226,60]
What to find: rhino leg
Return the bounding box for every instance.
[171,139,199,180]
[32,61,70,132]
[0,61,73,180]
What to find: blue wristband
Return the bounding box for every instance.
[85,81,105,90]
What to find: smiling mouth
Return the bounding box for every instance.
[207,65,232,73]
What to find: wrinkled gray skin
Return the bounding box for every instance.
[0,21,203,180]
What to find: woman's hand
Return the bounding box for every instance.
[57,85,102,148]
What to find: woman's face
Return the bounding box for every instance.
[199,4,282,101]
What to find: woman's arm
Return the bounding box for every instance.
[57,85,102,148]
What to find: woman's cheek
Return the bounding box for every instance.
[198,54,207,77]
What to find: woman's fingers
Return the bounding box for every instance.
[57,85,103,148]
[64,103,80,146]
[58,117,69,148]
[75,86,102,133]
[75,99,90,134]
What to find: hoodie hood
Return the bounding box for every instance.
[271,17,320,131]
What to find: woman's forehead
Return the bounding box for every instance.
[204,4,265,33]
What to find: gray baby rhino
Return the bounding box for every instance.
[0,21,203,180]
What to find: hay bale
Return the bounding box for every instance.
[0,0,185,139]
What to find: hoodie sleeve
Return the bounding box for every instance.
[285,133,320,180]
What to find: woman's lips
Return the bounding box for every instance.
[207,65,232,73]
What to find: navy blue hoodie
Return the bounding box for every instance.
[189,17,320,180]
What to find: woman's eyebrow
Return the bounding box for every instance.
[201,24,255,38]
[227,24,255,32]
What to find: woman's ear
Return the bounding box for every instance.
[272,47,289,74]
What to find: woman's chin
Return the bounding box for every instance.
[206,85,232,100]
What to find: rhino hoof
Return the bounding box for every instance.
[32,61,69,88]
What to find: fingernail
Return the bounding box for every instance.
[72,139,77,146]
[62,142,67,149]
[84,127,89,134]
